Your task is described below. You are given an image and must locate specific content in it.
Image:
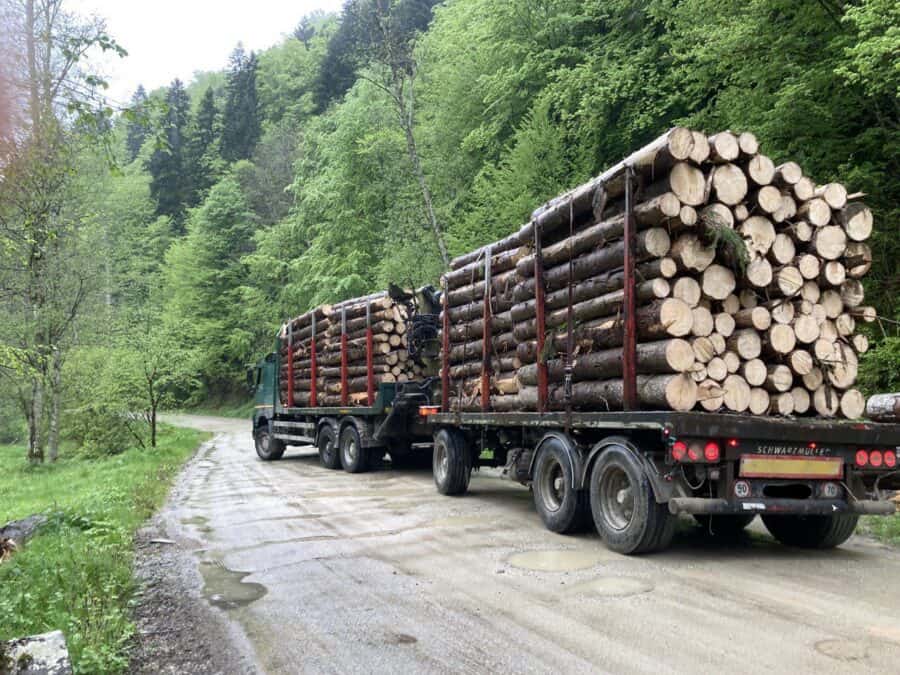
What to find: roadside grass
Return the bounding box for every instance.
[861,511,900,546]
[0,425,209,673]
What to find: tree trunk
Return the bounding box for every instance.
[47,347,62,462]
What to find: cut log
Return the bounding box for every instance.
[813,385,840,417]
[745,154,775,186]
[798,198,831,227]
[698,380,725,411]
[691,365,709,383]
[742,358,767,386]
[766,299,796,325]
[680,205,698,227]
[667,162,708,206]
[707,357,727,382]
[752,186,783,216]
[691,306,714,337]
[812,226,847,260]
[852,333,869,354]
[740,216,776,255]
[825,342,858,389]
[733,203,750,222]
[865,393,900,423]
[722,294,741,314]
[803,367,824,391]
[692,337,716,364]
[773,194,797,224]
[746,257,774,289]
[700,203,734,229]
[670,234,716,272]
[749,388,771,415]
[714,313,735,338]
[764,324,797,355]
[710,163,748,205]
[815,182,848,210]
[835,313,855,338]
[800,281,821,304]
[771,266,803,297]
[738,132,759,156]
[672,277,702,307]
[770,393,794,415]
[769,234,796,266]
[765,364,793,393]
[844,242,872,278]
[690,131,711,164]
[722,351,741,374]
[789,220,814,243]
[793,177,815,202]
[722,374,751,412]
[444,246,529,290]
[727,329,762,360]
[735,306,771,331]
[702,264,737,300]
[797,254,821,280]
[788,350,814,376]
[517,374,698,412]
[709,333,727,355]
[793,314,820,344]
[791,387,811,415]
[840,279,864,308]
[852,306,877,323]
[708,132,740,163]
[838,202,872,242]
[820,289,843,318]
[840,389,866,420]
[774,162,803,185]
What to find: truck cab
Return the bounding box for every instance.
[249,352,284,460]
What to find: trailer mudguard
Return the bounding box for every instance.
[582,435,679,504]
[527,431,584,489]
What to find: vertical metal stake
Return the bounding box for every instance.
[340,306,349,407]
[622,166,638,410]
[481,246,493,412]
[287,321,295,408]
[366,301,375,406]
[310,314,318,408]
[441,278,450,413]
[534,220,548,414]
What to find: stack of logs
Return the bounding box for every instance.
[278,292,424,406]
[442,127,876,418]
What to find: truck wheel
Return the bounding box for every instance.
[255,425,285,461]
[693,514,756,536]
[433,429,470,496]
[589,444,675,555]
[532,438,590,534]
[317,425,341,470]
[761,514,859,549]
[339,425,369,473]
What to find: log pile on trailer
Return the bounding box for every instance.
[278,292,425,407]
[441,127,876,418]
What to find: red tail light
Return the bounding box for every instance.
[855,450,869,467]
[704,442,721,462]
[672,441,687,462]
[870,450,883,467]
[885,450,897,468]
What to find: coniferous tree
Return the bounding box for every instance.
[221,45,261,162]
[185,86,220,205]
[125,84,149,161]
[147,79,191,226]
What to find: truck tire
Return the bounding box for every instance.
[255,425,285,461]
[761,514,859,549]
[693,514,756,536]
[317,425,341,470]
[532,438,590,534]
[589,444,675,554]
[339,425,369,473]
[433,429,470,496]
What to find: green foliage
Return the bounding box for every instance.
[0,426,209,673]
[221,45,262,162]
[147,79,192,225]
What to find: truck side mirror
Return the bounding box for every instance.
[246,368,256,392]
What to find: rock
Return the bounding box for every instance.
[0,515,47,547]
[1,631,72,675]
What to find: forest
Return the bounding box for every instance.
[1,0,898,462]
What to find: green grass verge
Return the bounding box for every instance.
[178,398,254,419]
[860,512,900,545]
[0,425,210,673]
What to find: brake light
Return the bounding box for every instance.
[728,438,739,448]
[885,450,897,468]
[855,450,869,467]
[870,450,883,468]
[672,441,687,461]
[704,442,721,462]
[418,406,440,417]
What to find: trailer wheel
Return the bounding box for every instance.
[433,429,470,496]
[255,425,285,461]
[693,514,756,536]
[589,444,675,554]
[761,514,859,549]
[317,425,341,470]
[339,425,369,473]
[532,438,590,534]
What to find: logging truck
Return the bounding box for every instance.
[250,127,900,554]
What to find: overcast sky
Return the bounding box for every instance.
[69,0,345,105]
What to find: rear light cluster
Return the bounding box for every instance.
[671,439,723,464]
[855,449,897,469]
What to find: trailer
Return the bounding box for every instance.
[250,131,900,554]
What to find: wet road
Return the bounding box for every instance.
[161,415,900,674]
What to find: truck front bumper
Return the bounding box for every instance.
[668,497,896,517]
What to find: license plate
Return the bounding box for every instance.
[739,454,843,479]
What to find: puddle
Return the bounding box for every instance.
[199,558,267,610]
[573,576,654,598]
[181,515,209,526]
[387,632,418,646]
[429,515,488,528]
[814,639,868,662]
[507,549,608,572]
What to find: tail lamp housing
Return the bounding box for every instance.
[856,449,897,469]
[670,438,723,464]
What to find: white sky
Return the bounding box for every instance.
[68,0,345,105]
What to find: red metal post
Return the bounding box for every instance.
[534,221,548,413]
[622,166,638,410]
[340,306,349,406]
[310,314,318,407]
[286,321,295,408]
[366,301,375,406]
[441,277,450,412]
[481,247,493,411]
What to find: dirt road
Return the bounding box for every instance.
[146,414,900,674]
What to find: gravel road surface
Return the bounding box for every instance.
[139,414,900,674]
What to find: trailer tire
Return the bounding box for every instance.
[433,429,470,496]
[255,425,285,461]
[532,438,590,534]
[339,425,369,473]
[589,444,675,554]
[693,514,756,536]
[317,425,341,470]
[761,514,859,549]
